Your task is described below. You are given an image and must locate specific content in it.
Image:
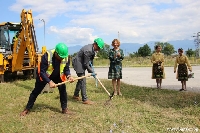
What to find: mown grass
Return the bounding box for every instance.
[0,78,200,133]
[93,56,200,67]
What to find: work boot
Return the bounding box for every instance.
[62,108,73,115]
[20,109,29,116]
[82,100,94,105]
[72,95,81,101]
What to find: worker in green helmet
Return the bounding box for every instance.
[72,38,105,105]
[20,43,75,116]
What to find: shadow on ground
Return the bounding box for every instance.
[14,81,33,90]
[23,103,62,114]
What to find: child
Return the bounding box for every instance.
[151,45,165,89]
[108,39,124,95]
[174,48,192,91]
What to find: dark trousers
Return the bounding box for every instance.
[73,73,87,101]
[25,77,67,110]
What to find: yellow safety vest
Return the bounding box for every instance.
[39,49,68,82]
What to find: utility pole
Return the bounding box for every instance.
[39,19,45,46]
[192,32,200,58]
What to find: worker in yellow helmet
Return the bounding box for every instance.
[20,43,74,116]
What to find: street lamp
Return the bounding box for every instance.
[39,19,45,46]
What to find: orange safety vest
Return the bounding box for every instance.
[38,49,68,82]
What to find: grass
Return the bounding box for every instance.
[93,56,200,67]
[0,78,200,133]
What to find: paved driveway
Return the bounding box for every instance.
[70,66,200,93]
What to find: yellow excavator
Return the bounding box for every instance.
[0,9,46,82]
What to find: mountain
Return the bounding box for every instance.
[168,40,195,50]
[68,39,196,55]
[68,45,82,55]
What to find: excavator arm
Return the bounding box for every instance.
[12,9,39,72]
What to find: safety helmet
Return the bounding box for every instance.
[94,38,105,49]
[55,43,68,58]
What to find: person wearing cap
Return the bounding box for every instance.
[174,48,192,91]
[20,43,74,116]
[72,38,105,104]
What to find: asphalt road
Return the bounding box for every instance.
[70,66,200,93]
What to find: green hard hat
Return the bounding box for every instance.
[94,38,105,49]
[55,43,68,58]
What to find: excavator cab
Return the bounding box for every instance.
[0,25,10,53]
[0,22,21,54]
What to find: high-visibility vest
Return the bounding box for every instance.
[38,49,68,82]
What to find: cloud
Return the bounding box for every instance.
[9,0,69,22]
[49,26,97,45]
[9,0,200,45]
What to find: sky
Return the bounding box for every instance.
[0,0,200,50]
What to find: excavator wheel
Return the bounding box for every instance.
[23,70,33,80]
[0,74,4,83]
[33,67,38,79]
[0,71,17,82]
[11,71,18,80]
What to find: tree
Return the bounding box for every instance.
[163,43,176,55]
[138,44,151,57]
[96,43,110,59]
[186,48,195,57]
[129,51,139,58]
[154,42,165,51]
[70,52,77,58]
[154,42,175,55]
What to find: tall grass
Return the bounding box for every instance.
[93,56,200,67]
[0,78,200,133]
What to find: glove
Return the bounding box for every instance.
[91,72,96,78]
[89,61,98,87]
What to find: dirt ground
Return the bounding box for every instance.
[70,66,200,93]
